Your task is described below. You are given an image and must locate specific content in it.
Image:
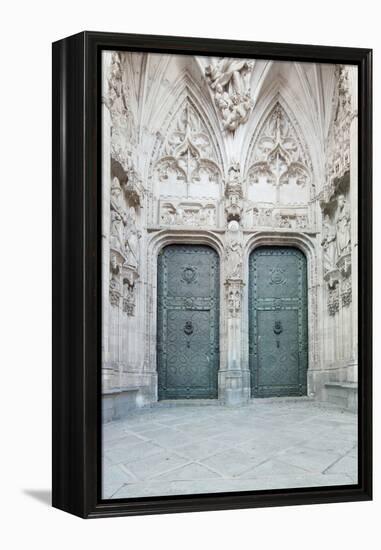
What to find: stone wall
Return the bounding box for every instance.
[101,52,358,418]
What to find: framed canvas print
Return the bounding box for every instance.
[52,32,372,518]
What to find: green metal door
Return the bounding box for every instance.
[249,247,308,397]
[157,245,219,400]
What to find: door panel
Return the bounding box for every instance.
[157,245,219,399]
[249,247,308,397]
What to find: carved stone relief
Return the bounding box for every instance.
[204,58,254,131]
[247,103,311,201]
[244,205,310,231]
[327,280,340,316]
[341,278,352,308]
[336,194,351,258]
[319,66,353,205]
[321,192,352,312]
[226,220,243,279]
[155,101,221,187]
[160,201,216,227]
[106,52,137,174]
[225,163,244,222]
[109,176,140,315]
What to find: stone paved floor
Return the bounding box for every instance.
[102,399,357,499]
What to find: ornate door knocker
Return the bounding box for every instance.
[273,320,283,348]
[184,320,194,348]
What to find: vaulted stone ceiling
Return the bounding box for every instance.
[119,53,338,190]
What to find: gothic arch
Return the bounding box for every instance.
[148,73,226,180]
[243,96,315,206]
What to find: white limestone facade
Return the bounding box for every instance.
[101,52,358,421]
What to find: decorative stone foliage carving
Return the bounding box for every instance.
[225,163,243,222]
[160,201,216,227]
[247,103,311,195]
[204,58,254,131]
[155,101,221,186]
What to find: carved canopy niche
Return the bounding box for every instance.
[246,102,312,205]
[153,98,222,200]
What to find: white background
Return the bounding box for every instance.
[0,1,378,548]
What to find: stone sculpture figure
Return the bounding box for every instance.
[335,194,351,257]
[321,214,337,273]
[205,58,253,95]
[125,206,141,270]
[205,58,254,131]
[226,220,243,279]
[110,177,127,256]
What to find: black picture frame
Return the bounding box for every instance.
[52,31,372,519]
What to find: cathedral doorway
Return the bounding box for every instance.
[157,245,220,399]
[249,246,308,397]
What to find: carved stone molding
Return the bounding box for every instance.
[204,58,254,131]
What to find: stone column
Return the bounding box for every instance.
[219,220,249,405]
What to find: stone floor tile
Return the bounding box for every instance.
[124,450,190,480]
[202,448,265,477]
[276,446,342,473]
